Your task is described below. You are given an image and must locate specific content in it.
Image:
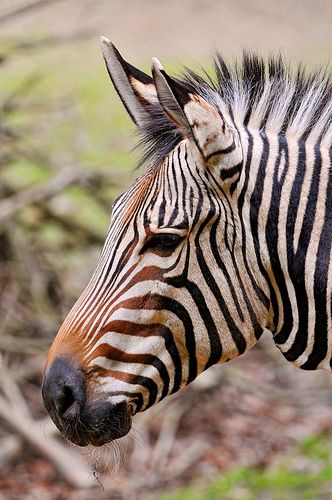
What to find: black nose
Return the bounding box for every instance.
[42,357,86,426]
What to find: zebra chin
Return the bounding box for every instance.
[53,401,132,447]
[64,401,132,447]
[70,405,131,447]
[42,357,132,446]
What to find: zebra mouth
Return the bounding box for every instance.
[54,399,133,447]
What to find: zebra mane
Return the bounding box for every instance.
[137,52,332,167]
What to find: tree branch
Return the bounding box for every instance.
[0,166,84,223]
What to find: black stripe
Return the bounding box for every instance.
[124,294,198,384]
[104,320,183,394]
[280,137,318,360]
[220,161,243,181]
[195,209,246,362]
[237,128,270,309]
[102,369,159,409]
[107,390,144,412]
[97,344,170,400]
[265,134,294,342]
[300,144,331,369]
[206,139,236,161]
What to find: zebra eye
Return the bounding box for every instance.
[142,233,183,253]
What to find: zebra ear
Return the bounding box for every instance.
[152,58,242,168]
[101,37,159,128]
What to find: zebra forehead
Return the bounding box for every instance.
[114,169,160,218]
[115,145,188,218]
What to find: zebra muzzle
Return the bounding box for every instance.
[42,357,131,446]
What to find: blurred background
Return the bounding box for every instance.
[1,1,332,499]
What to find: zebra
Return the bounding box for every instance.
[42,37,332,447]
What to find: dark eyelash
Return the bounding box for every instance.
[141,233,183,253]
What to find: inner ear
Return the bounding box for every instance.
[130,78,159,105]
[101,37,159,128]
[151,58,242,170]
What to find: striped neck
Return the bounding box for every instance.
[243,126,332,370]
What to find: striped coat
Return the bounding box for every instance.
[42,40,332,446]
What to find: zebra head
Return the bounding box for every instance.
[42,39,271,447]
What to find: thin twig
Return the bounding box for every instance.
[150,400,188,472]
[165,439,210,480]
[5,29,96,52]
[0,166,84,223]
[0,380,95,487]
[0,435,21,463]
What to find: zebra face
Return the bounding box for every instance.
[42,40,267,447]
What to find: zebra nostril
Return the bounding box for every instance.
[53,384,78,419]
[42,357,87,425]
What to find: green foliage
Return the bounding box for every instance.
[160,434,332,500]
[1,43,135,171]
[0,41,183,353]
[0,42,137,350]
